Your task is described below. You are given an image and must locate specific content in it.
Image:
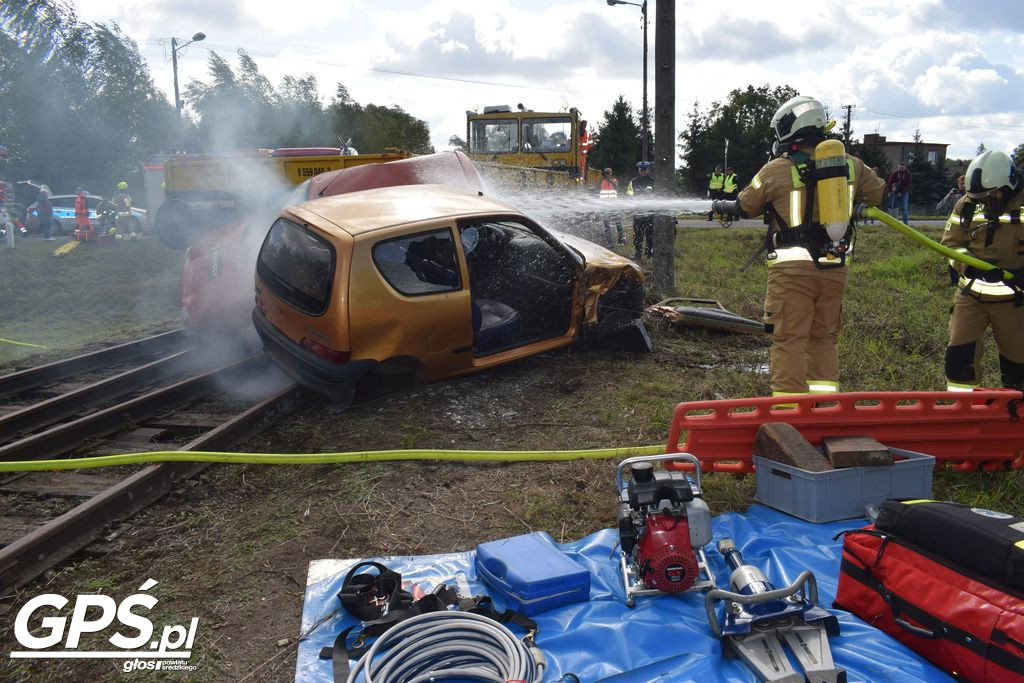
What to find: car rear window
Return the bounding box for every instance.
[372,228,461,296]
[257,218,335,315]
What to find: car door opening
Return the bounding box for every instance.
[461,218,575,355]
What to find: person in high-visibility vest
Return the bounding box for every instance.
[940,149,1024,392]
[731,95,885,397]
[723,167,738,198]
[707,165,725,220]
[578,123,592,178]
[112,181,134,238]
[596,167,625,246]
[74,187,94,239]
[722,167,739,219]
[627,161,656,262]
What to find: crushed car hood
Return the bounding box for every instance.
[550,229,644,324]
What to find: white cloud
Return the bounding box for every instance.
[69,0,1024,158]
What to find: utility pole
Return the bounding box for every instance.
[652,0,676,294]
[841,104,855,147]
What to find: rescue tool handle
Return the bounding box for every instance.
[884,591,943,638]
[704,570,817,637]
[854,204,1015,282]
[616,452,702,493]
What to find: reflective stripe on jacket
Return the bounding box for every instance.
[941,195,1024,301]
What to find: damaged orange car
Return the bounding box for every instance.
[252,183,650,405]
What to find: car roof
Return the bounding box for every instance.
[291,184,523,236]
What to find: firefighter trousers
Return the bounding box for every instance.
[763,263,847,395]
[944,291,1024,390]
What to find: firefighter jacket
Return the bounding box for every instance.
[737,153,885,267]
[940,189,1024,301]
[723,173,738,195]
[112,190,132,214]
[708,172,725,191]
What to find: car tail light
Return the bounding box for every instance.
[301,337,350,364]
[254,291,267,316]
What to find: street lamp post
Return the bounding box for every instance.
[607,0,648,162]
[171,32,206,120]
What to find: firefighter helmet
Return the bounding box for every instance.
[117,181,128,190]
[771,96,828,145]
[964,150,1020,199]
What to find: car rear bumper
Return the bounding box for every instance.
[252,308,376,405]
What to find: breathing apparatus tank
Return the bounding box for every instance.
[812,139,851,242]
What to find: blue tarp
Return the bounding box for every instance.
[296,505,954,682]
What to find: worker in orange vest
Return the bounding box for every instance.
[578,122,592,178]
[74,187,94,240]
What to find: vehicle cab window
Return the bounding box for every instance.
[523,118,572,153]
[469,119,518,154]
[373,228,462,296]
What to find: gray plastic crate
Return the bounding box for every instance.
[753,447,934,523]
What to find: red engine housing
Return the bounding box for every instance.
[636,514,699,593]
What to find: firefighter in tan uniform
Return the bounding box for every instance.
[940,149,1024,392]
[717,96,885,396]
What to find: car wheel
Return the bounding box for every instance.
[155,199,199,249]
[52,219,64,236]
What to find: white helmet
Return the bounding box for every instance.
[965,150,1020,199]
[771,96,827,144]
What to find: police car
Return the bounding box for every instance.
[26,193,147,235]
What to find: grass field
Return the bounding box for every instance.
[0,236,182,366]
[2,219,1022,682]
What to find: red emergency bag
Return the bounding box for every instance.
[835,501,1024,682]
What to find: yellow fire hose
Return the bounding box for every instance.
[0,444,668,473]
[860,206,1016,281]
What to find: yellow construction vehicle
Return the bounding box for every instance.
[466,105,602,188]
[150,146,412,248]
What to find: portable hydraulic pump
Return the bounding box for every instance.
[616,453,715,606]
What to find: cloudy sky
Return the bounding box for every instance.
[74,0,1024,161]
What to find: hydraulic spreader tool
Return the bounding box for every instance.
[616,453,716,607]
[705,538,845,683]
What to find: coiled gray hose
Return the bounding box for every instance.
[346,610,545,683]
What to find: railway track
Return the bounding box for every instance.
[0,331,301,594]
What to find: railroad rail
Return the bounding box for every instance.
[0,332,301,594]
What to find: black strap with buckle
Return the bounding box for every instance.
[318,562,539,682]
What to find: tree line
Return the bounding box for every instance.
[590,83,964,207]
[2,0,962,209]
[0,0,433,205]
